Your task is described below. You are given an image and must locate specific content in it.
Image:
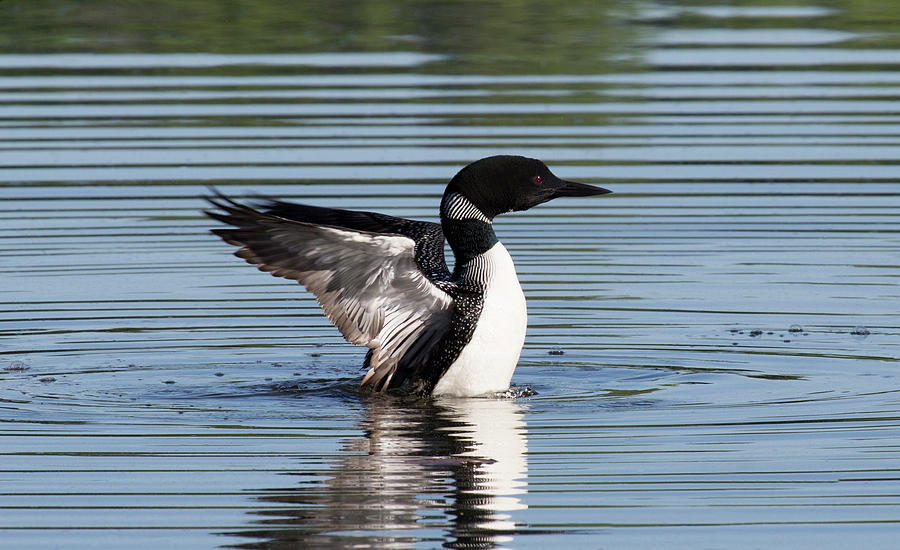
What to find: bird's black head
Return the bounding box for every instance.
[443,155,611,220]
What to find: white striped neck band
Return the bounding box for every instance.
[441,192,492,224]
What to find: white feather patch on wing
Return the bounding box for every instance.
[229,218,453,390]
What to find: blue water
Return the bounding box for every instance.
[2,2,900,548]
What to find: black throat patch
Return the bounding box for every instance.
[442,219,499,269]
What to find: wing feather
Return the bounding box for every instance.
[206,193,453,391]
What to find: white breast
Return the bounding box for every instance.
[432,242,527,397]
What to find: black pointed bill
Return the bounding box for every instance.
[554,179,612,197]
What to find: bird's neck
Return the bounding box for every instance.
[440,192,499,269]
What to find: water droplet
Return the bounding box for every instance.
[503,385,538,398]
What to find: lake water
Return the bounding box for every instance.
[2,2,900,548]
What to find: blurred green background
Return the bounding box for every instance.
[2,0,898,74]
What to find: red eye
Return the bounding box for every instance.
[533,175,543,185]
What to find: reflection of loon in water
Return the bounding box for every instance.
[227,396,528,549]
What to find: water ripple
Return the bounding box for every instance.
[2,4,900,548]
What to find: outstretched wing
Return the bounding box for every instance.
[205,193,453,391]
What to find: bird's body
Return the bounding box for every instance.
[206,155,610,397]
[432,241,527,396]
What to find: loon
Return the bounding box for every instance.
[205,155,611,397]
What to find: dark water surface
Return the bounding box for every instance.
[2,2,900,548]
